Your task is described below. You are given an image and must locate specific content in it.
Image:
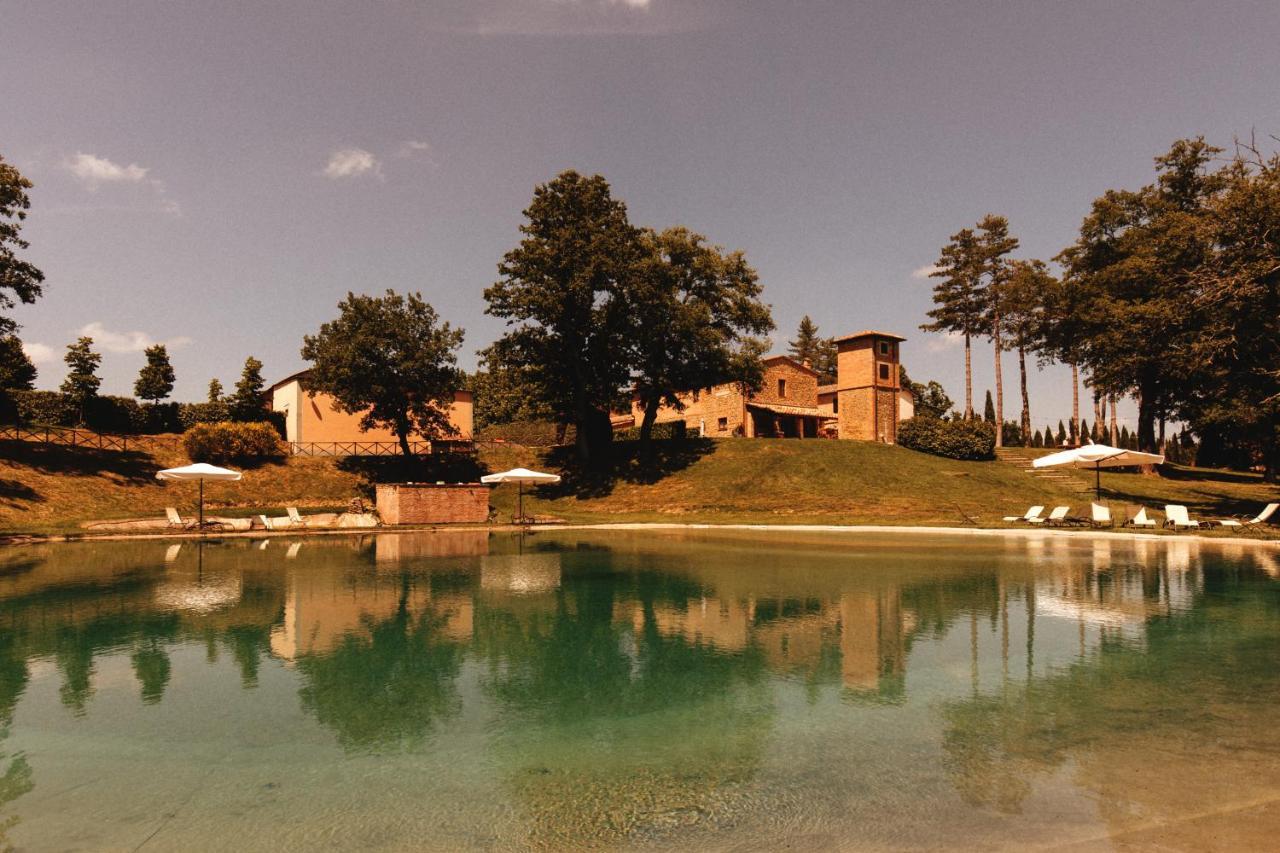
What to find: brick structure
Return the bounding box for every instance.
[829,331,905,442]
[375,483,491,525]
[612,330,908,443]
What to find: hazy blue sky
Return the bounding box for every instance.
[6,0,1279,433]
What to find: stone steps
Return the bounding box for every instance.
[995,448,1093,492]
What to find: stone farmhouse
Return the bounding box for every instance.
[614,330,913,442]
[268,370,473,451]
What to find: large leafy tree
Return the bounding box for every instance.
[922,228,985,420]
[0,155,45,336]
[1000,260,1053,446]
[1183,141,1280,479]
[630,227,774,446]
[484,171,646,467]
[468,365,555,431]
[228,356,268,422]
[0,336,36,391]
[302,290,464,457]
[61,336,101,425]
[134,344,175,404]
[1057,138,1225,452]
[787,315,837,384]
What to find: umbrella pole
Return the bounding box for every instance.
[518,482,524,525]
[1096,464,1101,500]
[199,478,205,533]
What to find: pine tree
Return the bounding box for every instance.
[228,356,267,422]
[922,228,985,420]
[134,344,175,404]
[787,316,836,383]
[61,336,102,425]
[207,378,224,403]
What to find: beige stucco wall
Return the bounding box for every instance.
[273,380,473,443]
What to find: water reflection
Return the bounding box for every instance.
[0,531,1276,849]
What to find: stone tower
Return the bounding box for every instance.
[834,331,905,442]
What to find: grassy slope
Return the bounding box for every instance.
[2,436,1277,535]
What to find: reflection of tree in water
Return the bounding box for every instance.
[940,583,1280,825]
[475,565,773,848]
[295,576,464,752]
[0,633,32,851]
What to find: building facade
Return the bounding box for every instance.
[268,370,473,448]
[614,330,909,442]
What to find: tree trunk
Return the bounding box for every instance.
[395,420,414,459]
[575,406,613,469]
[638,397,660,452]
[1098,395,1107,442]
[1070,362,1080,444]
[963,334,974,420]
[1136,387,1157,455]
[1092,388,1102,443]
[1018,347,1030,447]
[1108,394,1118,445]
[992,320,1003,447]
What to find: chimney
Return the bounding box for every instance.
[802,359,812,368]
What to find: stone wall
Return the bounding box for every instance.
[375,483,491,525]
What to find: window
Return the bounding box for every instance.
[878,363,890,381]
[832,396,839,414]
[717,417,728,431]
[879,341,890,356]
[777,378,787,398]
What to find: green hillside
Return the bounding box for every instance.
[4,435,1276,537]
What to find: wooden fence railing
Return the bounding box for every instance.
[0,424,143,451]
[287,440,475,457]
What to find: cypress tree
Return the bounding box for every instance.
[1079,418,1090,444]
[1056,420,1067,445]
[983,390,995,423]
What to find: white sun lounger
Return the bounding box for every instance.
[1125,507,1158,528]
[165,507,194,529]
[1218,502,1279,530]
[1037,506,1078,526]
[1091,503,1113,527]
[1004,505,1045,523]
[1164,505,1204,530]
[287,507,309,528]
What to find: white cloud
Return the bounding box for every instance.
[67,153,149,185]
[322,148,382,179]
[397,139,432,157]
[912,264,943,279]
[79,322,192,354]
[21,342,55,365]
[925,331,965,353]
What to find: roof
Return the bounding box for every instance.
[832,330,907,343]
[265,369,312,394]
[817,384,837,395]
[762,354,819,376]
[746,402,822,418]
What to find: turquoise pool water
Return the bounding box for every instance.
[1,529,1278,850]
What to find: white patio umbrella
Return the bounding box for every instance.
[156,463,242,530]
[1033,443,1164,499]
[480,467,561,523]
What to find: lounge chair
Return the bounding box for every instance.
[1123,507,1158,529]
[1090,503,1113,528]
[258,514,279,531]
[165,507,194,529]
[287,507,309,528]
[1164,505,1206,530]
[1029,504,1070,525]
[1218,502,1279,531]
[1004,505,1045,523]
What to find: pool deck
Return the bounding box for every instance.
[4,520,1279,549]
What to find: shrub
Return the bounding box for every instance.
[11,389,75,426]
[614,420,686,442]
[478,419,575,446]
[178,400,231,430]
[897,416,996,461]
[183,421,285,464]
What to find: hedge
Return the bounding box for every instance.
[615,420,687,442]
[897,416,996,461]
[7,390,284,437]
[183,421,285,464]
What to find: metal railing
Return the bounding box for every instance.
[287,439,475,457]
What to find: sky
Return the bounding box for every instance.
[5,0,1280,435]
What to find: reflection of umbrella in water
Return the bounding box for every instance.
[1033,443,1164,499]
[480,468,561,524]
[155,463,243,531]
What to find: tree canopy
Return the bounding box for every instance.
[0,336,36,392]
[302,290,465,457]
[228,357,268,422]
[0,155,44,336]
[60,336,101,424]
[134,344,175,404]
[787,316,837,384]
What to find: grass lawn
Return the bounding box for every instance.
[2,435,1277,538]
